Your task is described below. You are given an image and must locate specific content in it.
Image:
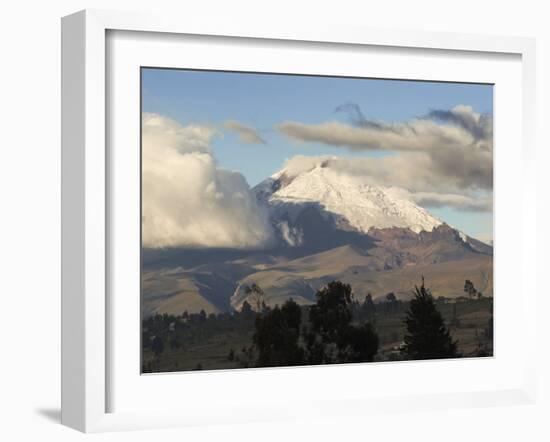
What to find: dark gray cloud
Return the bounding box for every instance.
[335,102,388,131]
[278,104,493,193]
[277,104,493,213]
[424,107,492,142]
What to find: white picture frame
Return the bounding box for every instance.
[61,9,538,433]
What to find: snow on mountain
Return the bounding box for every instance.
[143,159,492,316]
[254,161,442,236]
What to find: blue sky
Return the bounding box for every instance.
[142,68,493,241]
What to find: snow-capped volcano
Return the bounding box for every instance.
[143,160,493,317]
[254,161,442,236]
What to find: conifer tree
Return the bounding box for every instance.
[402,279,459,360]
[308,281,379,363]
[253,299,304,367]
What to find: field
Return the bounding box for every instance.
[142,296,493,373]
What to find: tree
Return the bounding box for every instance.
[309,281,354,345]
[485,315,493,340]
[402,279,459,360]
[337,322,379,363]
[464,280,477,299]
[245,283,266,312]
[449,303,461,327]
[151,335,164,357]
[307,281,378,364]
[385,292,398,313]
[361,293,376,323]
[240,300,254,320]
[228,348,235,362]
[253,299,304,367]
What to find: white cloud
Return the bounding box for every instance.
[385,188,493,212]
[144,113,216,155]
[279,154,493,213]
[224,120,266,144]
[276,155,334,178]
[278,105,493,191]
[142,113,274,249]
[407,192,492,212]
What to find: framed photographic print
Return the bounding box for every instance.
[140,68,494,373]
[61,9,538,432]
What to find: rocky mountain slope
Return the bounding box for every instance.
[142,161,492,317]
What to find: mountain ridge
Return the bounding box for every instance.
[141,161,492,317]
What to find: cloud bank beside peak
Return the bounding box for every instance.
[277,105,493,204]
[277,103,493,214]
[142,113,274,249]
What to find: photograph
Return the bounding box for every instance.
[140,68,494,373]
[1,0,543,438]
